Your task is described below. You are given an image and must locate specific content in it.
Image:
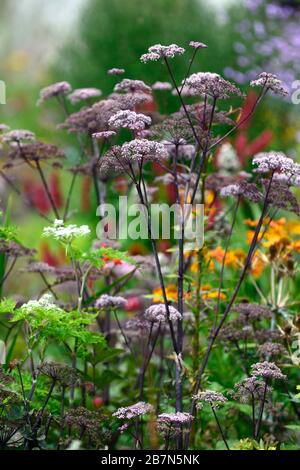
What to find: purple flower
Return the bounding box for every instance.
[189,41,208,49]
[38,81,72,105]
[252,151,297,175]
[2,129,35,143]
[144,304,182,323]
[108,110,152,132]
[251,361,286,380]
[121,139,168,163]
[152,81,172,91]
[68,88,102,104]
[107,68,125,76]
[95,294,127,309]
[141,44,185,63]
[193,390,227,409]
[220,182,262,202]
[92,131,116,140]
[157,412,193,425]
[113,402,154,420]
[250,72,288,97]
[185,72,243,99]
[114,79,151,94]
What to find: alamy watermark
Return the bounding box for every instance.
[96,197,204,249]
[0,80,6,104]
[291,80,300,104]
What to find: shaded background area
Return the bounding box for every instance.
[0,0,299,139]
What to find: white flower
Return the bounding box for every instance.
[42,219,90,244]
[19,294,62,315]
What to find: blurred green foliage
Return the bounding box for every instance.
[55,0,233,94]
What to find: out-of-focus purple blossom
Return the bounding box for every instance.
[144,304,182,323]
[92,131,116,140]
[2,130,35,143]
[152,81,172,91]
[95,294,127,309]
[226,1,300,89]
[38,81,72,105]
[0,124,10,133]
[107,68,125,76]
[68,88,102,104]
[114,79,152,94]
[162,139,195,160]
[189,41,208,49]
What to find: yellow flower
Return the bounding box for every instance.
[203,291,226,300]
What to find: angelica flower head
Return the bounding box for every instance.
[68,88,102,104]
[114,79,152,94]
[144,304,182,323]
[42,219,90,244]
[193,390,227,409]
[19,293,62,315]
[108,110,152,132]
[250,72,288,97]
[2,129,35,143]
[121,139,168,163]
[185,72,243,99]
[141,44,185,63]
[152,81,172,91]
[95,294,127,309]
[92,131,116,140]
[220,182,262,202]
[189,41,208,49]
[251,361,286,380]
[107,68,125,76]
[38,81,72,105]
[113,402,154,420]
[252,151,297,175]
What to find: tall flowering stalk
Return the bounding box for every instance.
[0,39,298,451]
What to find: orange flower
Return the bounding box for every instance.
[251,251,267,278]
[207,246,245,268]
[152,284,178,303]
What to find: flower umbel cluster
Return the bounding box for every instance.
[141,44,185,63]
[251,361,286,381]
[193,390,228,409]
[185,72,243,99]
[253,151,298,175]
[68,88,102,104]
[42,219,90,244]
[113,402,154,420]
[38,81,72,104]
[144,304,182,323]
[250,72,289,97]
[95,294,127,309]
[108,110,152,132]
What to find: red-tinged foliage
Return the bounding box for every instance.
[49,171,64,209]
